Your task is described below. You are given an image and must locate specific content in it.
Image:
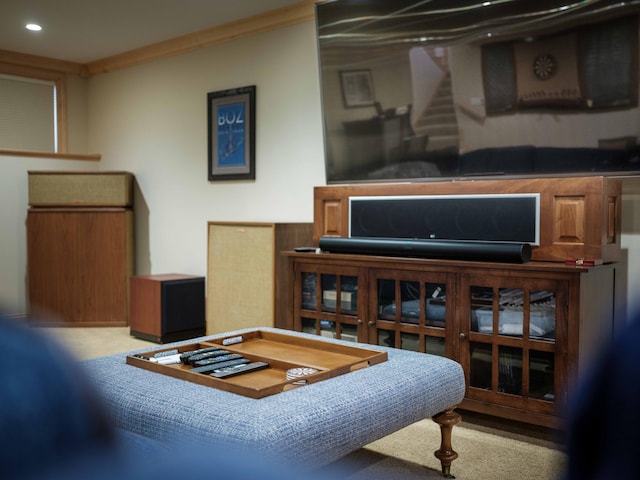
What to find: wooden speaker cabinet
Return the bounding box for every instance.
[207,222,313,334]
[130,274,205,343]
[27,171,134,326]
[314,176,622,263]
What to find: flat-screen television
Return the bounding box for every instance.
[315,0,640,183]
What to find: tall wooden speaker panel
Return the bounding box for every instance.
[207,222,313,334]
[27,171,134,326]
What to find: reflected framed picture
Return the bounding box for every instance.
[340,70,375,108]
[207,85,255,181]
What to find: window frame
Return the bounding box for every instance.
[0,62,67,153]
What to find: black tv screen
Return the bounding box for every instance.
[315,0,640,183]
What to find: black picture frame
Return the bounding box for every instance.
[207,85,256,181]
[340,70,375,108]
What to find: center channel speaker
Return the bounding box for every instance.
[349,194,540,245]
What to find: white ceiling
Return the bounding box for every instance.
[0,0,305,64]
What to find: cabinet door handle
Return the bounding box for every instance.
[357,319,363,324]
[368,320,375,326]
[459,333,467,340]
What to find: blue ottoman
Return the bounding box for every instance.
[83,328,465,476]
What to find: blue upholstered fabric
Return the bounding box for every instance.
[83,328,465,470]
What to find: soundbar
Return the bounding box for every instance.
[318,237,532,263]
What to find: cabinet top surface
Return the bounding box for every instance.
[283,251,612,273]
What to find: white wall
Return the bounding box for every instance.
[87,21,326,278]
[0,21,325,316]
[0,156,99,314]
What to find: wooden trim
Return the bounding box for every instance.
[85,0,316,76]
[0,149,100,161]
[55,73,68,153]
[0,1,315,79]
[0,49,85,76]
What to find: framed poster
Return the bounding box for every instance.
[207,85,255,181]
[340,70,375,108]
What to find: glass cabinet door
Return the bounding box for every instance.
[295,263,362,342]
[369,269,451,356]
[463,275,564,412]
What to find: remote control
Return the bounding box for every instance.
[195,358,250,373]
[184,349,231,365]
[190,358,249,374]
[180,347,226,363]
[222,336,243,346]
[210,362,269,378]
[152,353,182,365]
[192,353,243,367]
[153,349,179,358]
[294,246,320,253]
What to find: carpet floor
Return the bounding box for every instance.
[40,326,568,480]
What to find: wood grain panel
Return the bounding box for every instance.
[130,276,163,338]
[607,197,616,243]
[27,208,133,326]
[313,176,622,262]
[553,196,585,243]
[323,200,341,236]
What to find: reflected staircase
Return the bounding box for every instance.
[413,71,460,151]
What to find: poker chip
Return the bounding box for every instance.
[286,367,318,384]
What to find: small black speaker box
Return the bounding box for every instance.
[349,194,539,244]
[130,274,205,343]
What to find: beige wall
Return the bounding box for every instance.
[87,21,325,278]
[1,19,639,319]
[0,155,99,314]
[1,21,324,315]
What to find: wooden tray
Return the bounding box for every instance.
[126,330,387,398]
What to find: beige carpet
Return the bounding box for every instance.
[39,326,568,480]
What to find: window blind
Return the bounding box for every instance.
[0,74,55,152]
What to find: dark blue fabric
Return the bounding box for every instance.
[0,317,116,479]
[564,314,640,479]
[0,316,328,480]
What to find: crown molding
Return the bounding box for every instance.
[85,0,316,76]
[0,0,315,78]
[0,49,86,76]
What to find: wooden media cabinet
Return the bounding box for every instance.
[283,176,627,427]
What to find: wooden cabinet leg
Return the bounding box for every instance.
[432,408,461,478]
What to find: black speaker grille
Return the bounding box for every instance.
[349,195,539,244]
[161,279,205,333]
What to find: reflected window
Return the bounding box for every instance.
[301,317,316,336]
[302,273,316,310]
[469,342,492,390]
[498,346,523,395]
[530,350,555,401]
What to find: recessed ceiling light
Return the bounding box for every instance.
[25,23,42,31]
